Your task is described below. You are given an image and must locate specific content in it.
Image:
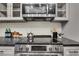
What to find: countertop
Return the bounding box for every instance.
[0,37,15,46]
[62,37,79,46]
[0,36,79,46]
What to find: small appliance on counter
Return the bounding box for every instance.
[58,33,64,42]
[11,31,22,38]
[27,32,34,43]
[5,29,23,43]
[51,32,64,43]
[51,27,63,43]
[52,32,58,43]
[5,28,12,43]
[11,31,22,42]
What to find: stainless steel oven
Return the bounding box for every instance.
[15,43,63,56]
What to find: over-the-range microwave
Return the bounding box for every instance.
[22,4,56,14]
[22,3,56,21]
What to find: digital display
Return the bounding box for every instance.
[31,46,46,51]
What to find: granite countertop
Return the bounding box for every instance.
[62,37,79,46]
[0,36,79,46]
[0,37,15,46]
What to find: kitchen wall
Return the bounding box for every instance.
[0,3,79,42]
[63,3,79,42]
[0,22,62,37]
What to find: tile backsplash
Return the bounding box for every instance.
[0,22,62,37]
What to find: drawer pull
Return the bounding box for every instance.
[0,51,4,52]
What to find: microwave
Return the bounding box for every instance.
[22,3,56,19]
[22,4,56,14]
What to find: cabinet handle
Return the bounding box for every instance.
[0,51,4,52]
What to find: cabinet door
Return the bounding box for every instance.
[55,3,69,21]
[0,3,12,20]
[0,3,23,21]
[64,47,79,56]
[0,3,8,20]
[10,3,23,20]
[0,46,14,56]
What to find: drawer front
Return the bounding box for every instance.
[16,53,62,56]
[0,46,14,56]
[64,47,79,56]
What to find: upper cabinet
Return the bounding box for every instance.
[0,3,69,22]
[55,3,69,21]
[0,3,23,21]
[10,3,23,20]
[0,3,8,19]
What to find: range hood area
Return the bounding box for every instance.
[22,4,55,21]
[23,17,55,22]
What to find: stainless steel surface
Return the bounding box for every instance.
[15,52,62,56]
[15,43,63,56]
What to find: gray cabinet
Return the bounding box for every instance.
[0,3,9,20]
[0,3,23,21]
[55,3,69,21]
[0,46,14,56]
[64,46,79,56]
[10,3,23,20]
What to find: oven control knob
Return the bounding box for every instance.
[26,47,29,52]
[49,47,52,52]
